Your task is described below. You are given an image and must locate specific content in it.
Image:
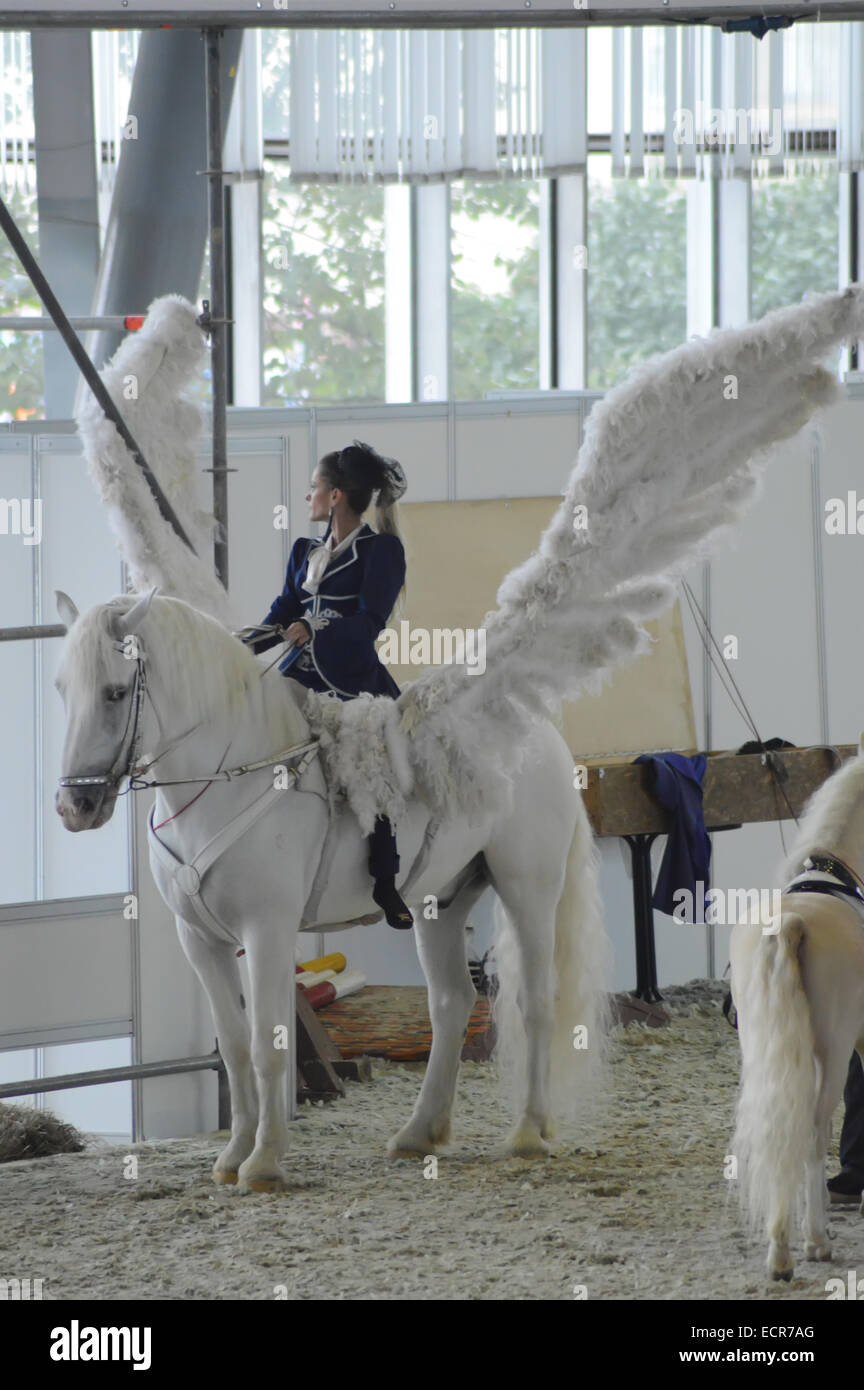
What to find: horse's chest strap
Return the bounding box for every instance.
[148,747,318,944]
[783,854,864,919]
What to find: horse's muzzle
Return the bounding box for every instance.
[55,783,117,831]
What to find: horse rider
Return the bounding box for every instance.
[242,440,413,929]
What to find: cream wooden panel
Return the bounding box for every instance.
[383,496,696,756]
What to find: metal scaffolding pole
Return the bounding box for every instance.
[0,624,66,642]
[203,27,231,591]
[0,315,144,332]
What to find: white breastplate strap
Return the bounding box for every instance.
[148,747,319,945]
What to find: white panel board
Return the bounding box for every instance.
[707,424,821,751]
[817,398,864,745]
[455,406,583,499]
[0,897,132,1048]
[43,1037,133,1138]
[0,440,38,903]
[316,411,450,502]
[223,437,289,625]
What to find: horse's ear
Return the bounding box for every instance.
[55,590,79,629]
[112,586,158,639]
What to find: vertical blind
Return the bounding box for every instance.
[288,28,588,182]
[287,22,859,183]
[0,30,141,198]
[0,23,861,198]
[0,32,34,196]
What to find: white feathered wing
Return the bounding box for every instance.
[74,294,235,626]
[398,285,864,820]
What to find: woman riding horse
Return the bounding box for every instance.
[243,440,413,929]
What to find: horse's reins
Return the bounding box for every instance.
[58,624,319,795]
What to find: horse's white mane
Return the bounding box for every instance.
[59,594,310,751]
[776,749,864,882]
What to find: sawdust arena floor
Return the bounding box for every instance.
[0,980,857,1301]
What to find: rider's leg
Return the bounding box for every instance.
[368,814,413,929]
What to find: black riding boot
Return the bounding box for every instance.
[368,815,413,929]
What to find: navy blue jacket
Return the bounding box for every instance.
[246,523,405,701]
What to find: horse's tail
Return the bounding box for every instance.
[548,795,612,1123]
[731,912,819,1239]
[492,796,611,1131]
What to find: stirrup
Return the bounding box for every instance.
[372,878,414,930]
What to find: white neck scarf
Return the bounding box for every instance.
[301,523,363,595]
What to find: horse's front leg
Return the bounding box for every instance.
[387,891,480,1158]
[237,923,298,1194]
[175,917,258,1185]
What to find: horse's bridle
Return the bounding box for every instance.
[58,641,150,793]
[58,633,319,795]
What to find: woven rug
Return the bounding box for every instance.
[320,985,494,1062]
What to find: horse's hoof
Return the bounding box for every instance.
[212,1169,238,1186]
[804,1242,832,1262]
[387,1119,447,1157]
[770,1267,794,1282]
[386,1133,434,1159]
[240,1175,289,1195]
[507,1123,552,1158]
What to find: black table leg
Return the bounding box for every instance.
[624,833,663,1003]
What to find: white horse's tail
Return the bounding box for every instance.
[492,797,611,1130]
[732,914,819,1236]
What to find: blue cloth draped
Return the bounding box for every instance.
[634,752,711,918]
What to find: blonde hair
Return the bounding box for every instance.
[373,495,406,614]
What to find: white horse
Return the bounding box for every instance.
[730,736,864,1279]
[53,588,607,1193]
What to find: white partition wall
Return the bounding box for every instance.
[674,406,864,986]
[0,437,38,906]
[0,432,215,1139]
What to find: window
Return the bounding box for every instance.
[751,172,839,321]
[0,183,45,424]
[587,155,687,390]
[261,162,386,406]
[451,177,540,400]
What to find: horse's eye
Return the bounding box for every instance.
[104,685,128,703]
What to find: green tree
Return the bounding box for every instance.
[0,182,45,423]
[261,164,386,406]
[587,172,687,390]
[751,173,838,320]
[450,178,540,400]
